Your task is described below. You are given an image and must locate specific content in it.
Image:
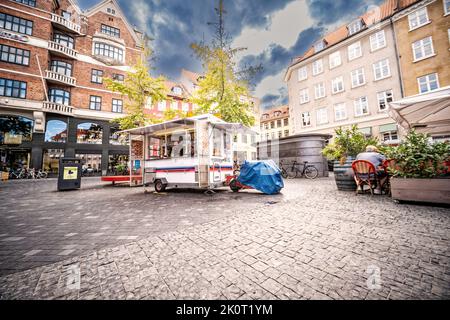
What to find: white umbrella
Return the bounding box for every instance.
[388,86,450,136]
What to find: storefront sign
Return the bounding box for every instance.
[0,29,30,43]
[63,167,78,180]
[4,133,22,145]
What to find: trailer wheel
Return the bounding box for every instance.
[154,179,166,193]
[229,179,240,192]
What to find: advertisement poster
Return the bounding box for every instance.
[63,167,78,180]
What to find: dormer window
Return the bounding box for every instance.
[262,114,269,120]
[101,24,120,38]
[274,111,281,117]
[314,40,326,53]
[347,19,363,35]
[172,86,182,95]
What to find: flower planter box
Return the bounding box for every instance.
[390,177,450,205]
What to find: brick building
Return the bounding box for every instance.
[0,0,143,174]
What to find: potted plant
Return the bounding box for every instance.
[322,125,378,191]
[383,131,450,204]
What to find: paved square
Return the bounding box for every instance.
[0,177,449,299]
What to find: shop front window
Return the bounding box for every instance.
[76,153,102,176]
[109,127,129,145]
[45,120,67,143]
[108,154,129,175]
[0,115,33,145]
[42,149,64,174]
[76,122,103,144]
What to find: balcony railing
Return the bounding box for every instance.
[43,101,74,115]
[48,41,78,59]
[51,13,82,34]
[45,70,76,86]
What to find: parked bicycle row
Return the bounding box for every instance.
[7,168,48,179]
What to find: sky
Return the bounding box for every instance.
[78,0,384,109]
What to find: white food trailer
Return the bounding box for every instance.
[121,114,254,192]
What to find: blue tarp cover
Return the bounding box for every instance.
[237,160,284,195]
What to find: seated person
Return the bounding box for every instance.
[356,145,387,193]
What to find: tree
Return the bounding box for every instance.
[105,41,167,130]
[190,0,261,127]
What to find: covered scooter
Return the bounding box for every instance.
[237,160,284,195]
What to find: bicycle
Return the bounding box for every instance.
[283,160,319,179]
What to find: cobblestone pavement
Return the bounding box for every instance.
[1,176,449,299]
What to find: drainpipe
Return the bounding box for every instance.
[36,55,49,101]
[390,17,405,98]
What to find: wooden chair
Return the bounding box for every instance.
[352,160,378,195]
[382,159,396,196]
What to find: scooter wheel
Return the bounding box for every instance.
[229,179,241,192]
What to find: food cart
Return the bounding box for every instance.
[120,114,254,192]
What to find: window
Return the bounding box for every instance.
[101,24,120,38]
[277,119,282,128]
[351,68,365,88]
[331,76,344,94]
[377,90,393,111]
[182,102,189,111]
[347,19,363,35]
[277,131,282,138]
[172,86,182,95]
[107,7,116,15]
[334,103,347,121]
[312,59,323,75]
[53,33,74,49]
[94,43,124,62]
[284,118,289,126]
[445,0,450,15]
[417,73,439,93]
[0,44,30,66]
[42,149,64,174]
[0,13,33,35]
[89,95,102,110]
[51,60,72,77]
[348,41,362,61]
[382,131,398,143]
[62,11,71,20]
[264,123,268,129]
[45,120,67,143]
[329,51,341,69]
[284,130,289,137]
[0,78,26,99]
[298,66,307,81]
[48,88,70,105]
[373,59,390,80]
[314,82,325,99]
[0,115,33,144]
[408,7,429,30]
[370,30,386,51]
[77,123,103,144]
[270,121,275,129]
[12,0,36,7]
[112,99,123,113]
[316,107,328,125]
[91,69,103,84]
[171,101,178,110]
[299,88,309,104]
[314,40,325,52]
[112,73,124,82]
[157,101,166,111]
[242,134,248,143]
[354,96,369,116]
[412,36,434,61]
[301,112,311,127]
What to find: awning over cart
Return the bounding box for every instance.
[387,86,450,136]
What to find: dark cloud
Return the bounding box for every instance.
[306,0,384,25]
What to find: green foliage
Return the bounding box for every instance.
[381,130,449,178]
[189,0,260,127]
[322,125,379,162]
[105,43,167,130]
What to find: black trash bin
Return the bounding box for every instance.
[58,158,82,191]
